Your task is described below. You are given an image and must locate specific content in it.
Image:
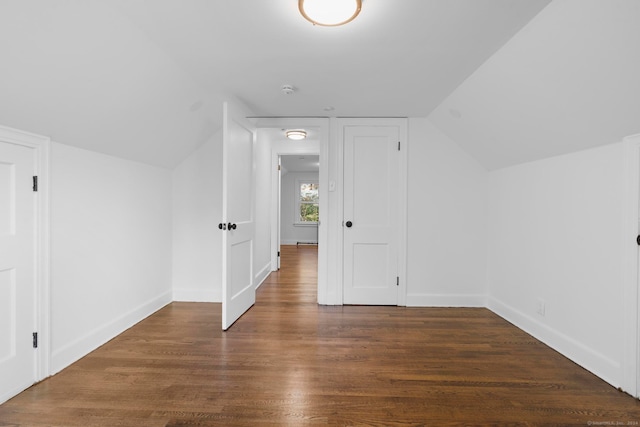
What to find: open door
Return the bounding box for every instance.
[277,155,282,269]
[221,101,256,330]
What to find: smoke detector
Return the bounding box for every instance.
[281,84,296,95]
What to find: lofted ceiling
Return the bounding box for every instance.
[0,0,551,169]
[429,0,640,170]
[4,1,637,172]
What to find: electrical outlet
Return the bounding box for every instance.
[536,298,546,317]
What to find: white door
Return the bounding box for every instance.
[0,141,37,402]
[343,125,401,305]
[221,101,256,330]
[277,155,282,270]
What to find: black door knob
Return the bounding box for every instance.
[218,223,226,230]
[637,235,640,246]
[228,223,237,230]
[345,221,353,228]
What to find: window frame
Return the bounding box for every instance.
[294,179,319,226]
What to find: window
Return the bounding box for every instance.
[297,181,319,224]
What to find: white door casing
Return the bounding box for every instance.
[277,155,282,270]
[342,122,406,305]
[623,133,640,398]
[221,101,256,331]
[0,126,50,404]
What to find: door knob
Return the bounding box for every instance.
[218,223,226,230]
[637,235,640,246]
[345,221,353,228]
[228,223,237,230]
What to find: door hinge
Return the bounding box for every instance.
[32,332,38,348]
[33,176,38,192]
[398,141,401,151]
[278,165,281,171]
[277,251,280,257]
[396,276,399,286]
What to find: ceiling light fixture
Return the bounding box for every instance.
[299,0,362,27]
[286,129,307,140]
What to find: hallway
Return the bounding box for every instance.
[0,245,638,426]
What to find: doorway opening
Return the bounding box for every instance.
[279,154,319,247]
[253,118,328,304]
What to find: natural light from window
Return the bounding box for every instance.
[298,182,319,223]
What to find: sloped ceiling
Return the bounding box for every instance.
[429,0,640,170]
[0,0,550,168]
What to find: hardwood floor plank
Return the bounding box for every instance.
[1,245,639,426]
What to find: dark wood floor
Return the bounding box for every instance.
[1,245,639,426]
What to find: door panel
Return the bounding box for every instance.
[343,125,399,305]
[222,101,256,330]
[352,243,389,289]
[0,141,36,401]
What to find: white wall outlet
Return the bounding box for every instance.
[536,298,546,317]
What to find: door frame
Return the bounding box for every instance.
[277,154,320,247]
[0,125,51,387]
[335,118,408,306]
[253,117,329,304]
[623,133,640,398]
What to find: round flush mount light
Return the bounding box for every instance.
[299,0,362,27]
[286,129,307,140]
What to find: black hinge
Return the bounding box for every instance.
[278,251,280,257]
[398,141,401,151]
[32,332,38,348]
[33,176,38,192]
[396,276,399,286]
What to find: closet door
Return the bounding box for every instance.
[343,123,403,305]
[0,139,37,402]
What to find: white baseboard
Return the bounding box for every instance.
[281,239,317,245]
[51,290,172,375]
[173,287,221,302]
[406,293,487,307]
[487,297,622,390]
[255,263,272,290]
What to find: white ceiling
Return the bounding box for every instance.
[429,0,640,170]
[0,0,551,169]
[281,155,320,174]
[4,1,637,172]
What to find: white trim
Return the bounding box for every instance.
[397,119,408,307]
[330,118,344,305]
[406,294,487,307]
[623,133,640,397]
[253,117,329,303]
[488,297,622,389]
[254,262,271,290]
[295,178,319,225]
[335,118,408,307]
[51,290,172,374]
[172,288,221,302]
[0,125,51,384]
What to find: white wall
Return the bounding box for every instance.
[253,130,272,288]
[172,130,223,302]
[50,142,172,373]
[487,142,627,388]
[406,118,488,306]
[281,172,319,245]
